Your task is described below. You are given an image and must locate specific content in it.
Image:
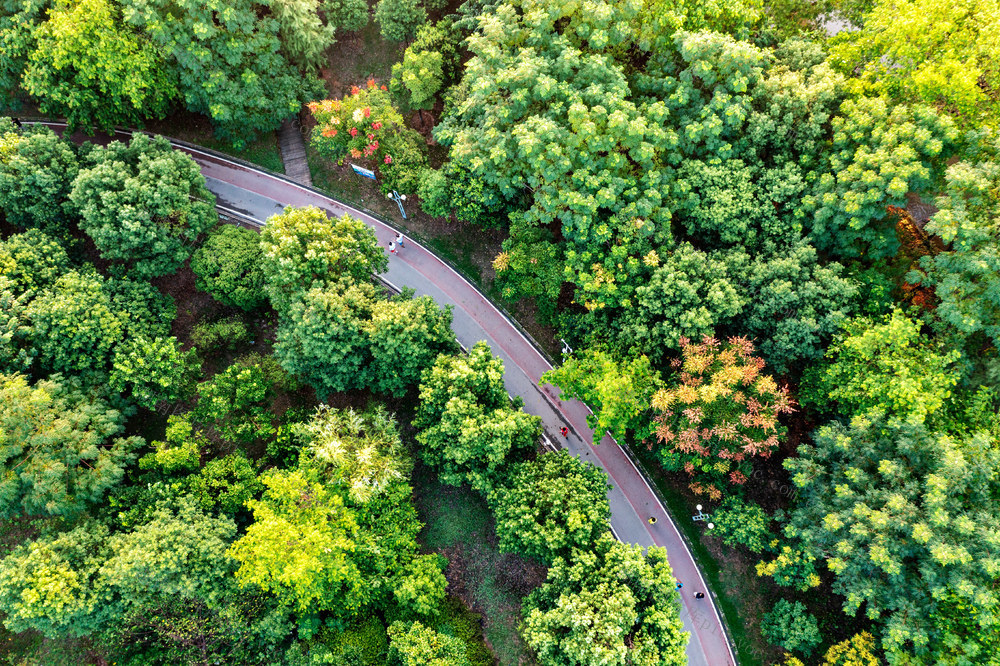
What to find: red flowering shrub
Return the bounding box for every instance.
[308,84,403,168]
[650,335,795,499]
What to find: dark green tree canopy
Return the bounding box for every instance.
[0,373,143,518]
[70,133,218,278]
[490,450,611,564]
[191,225,267,311]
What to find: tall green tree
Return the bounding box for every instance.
[619,244,743,361]
[193,357,286,446]
[0,522,112,637]
[269,0,337,71]
[21,0,175,132]
[296,405,412,503]
[542,350,660,443]
[71,133,218,278]
[0,229,70,292]
[490,450,611,564]
[829,0,1000,126]
[26,271,124,378]
[803,97,957,259]
[414,343,541,494]
[0,278,32,374]
[388,620,470,666]
[728,243,859,375]
[260,206,385,314]
[912,135,1000,347]
[0,121,80,234]
[110,335,197,410]
[779,413,1000,662]
[274,280,376,396]
[374,0,427,42]
[0,373,143,518]
[191,225,267,311]
[802,309,962,423]
[365,290,459,397]
[122,0,308,144]
[228,469,365,616]
[522,533,688,665]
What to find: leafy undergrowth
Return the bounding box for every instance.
[412,464,546,665]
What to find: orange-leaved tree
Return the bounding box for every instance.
[650,335,795,499]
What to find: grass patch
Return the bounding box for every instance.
[412,464,544,666]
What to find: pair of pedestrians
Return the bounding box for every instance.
[388,232,405,255]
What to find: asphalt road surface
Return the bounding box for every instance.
[34,122,738,666]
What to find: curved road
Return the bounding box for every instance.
[36,122,737,666]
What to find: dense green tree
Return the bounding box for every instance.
[0,522,111,637]
[779,413,1000,661]
[912,135,1000,347]
[269,0,337,71]
[393,554,448,618]
[110,335,197,410]
[761,599,822,657]
[71,134,217,278]
[0,228,70,292]
[184,451,264,516]
[380,128,430,196]
[729,243,859,374]
[274,280,376,396]
[260,206,385,314]
[22,0,175,132]
[193,358,283,446]
[391,46,443,119]
[0,278,32,374]
[0,0,47,109]
[821,632,881,666]
[322,0,370,32]
[191,225,267,311]
[542,350,660,444]
[375,0,427,42]
[349,479,433,615]
[802,309,961,423]
[0,122,79,233]
[296,405,412,503]
[388,620,470,666]
[708,497,773,553]
[366,290,459,397]
[122,0,307,144]
[522,533,687,666]
[803,97,957,259]
[139,415,205,474]
[829,0,1000,126]
[100,497,237,610]
[620,245,743,360]
[413,343,541,494]
[0,373,143,518]
[228,469,365,616]
[26,271,124,378]
[418,167,452,218]
[490,450,611,564]
[105,276,176,340]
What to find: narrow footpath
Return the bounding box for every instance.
[36,122,738,666]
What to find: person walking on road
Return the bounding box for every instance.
[388,241,397,255]
[675,582,683,590]
[395,231,405,248]
[695,592,705,599]
[648,516,657,525]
